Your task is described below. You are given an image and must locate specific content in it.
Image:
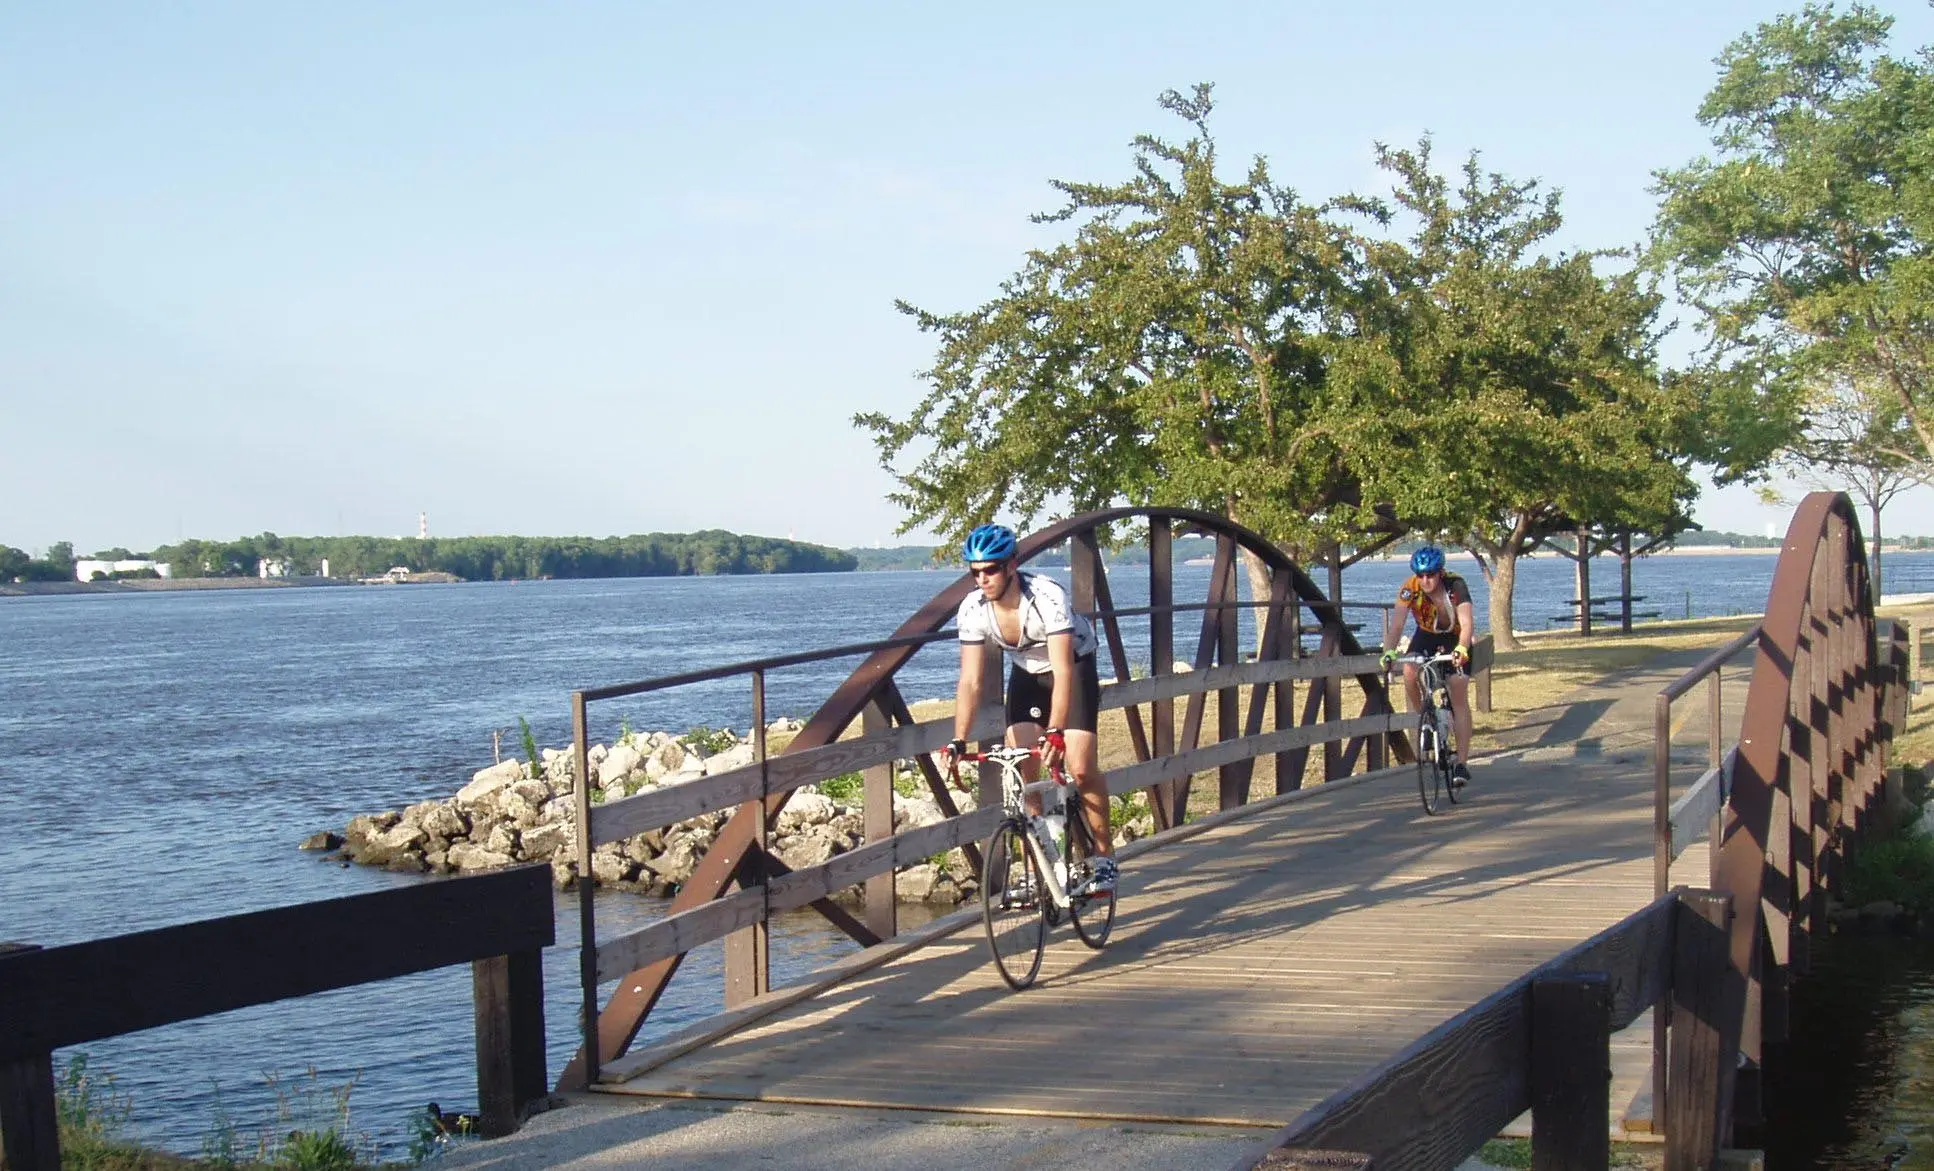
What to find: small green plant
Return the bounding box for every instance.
[819,771,864,803]
[54,1052,135,1168]
[517,716,541,780]
[681,725,737,755]
[1846,820,1934,912]
[1477,1138,1532,1168]
[618,713,633,742]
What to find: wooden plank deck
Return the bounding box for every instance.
[591,645,1746,1140]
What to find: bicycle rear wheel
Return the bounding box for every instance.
[1416,715,1449,816]
[981,819,1046,989]
[1066,811,1115,950]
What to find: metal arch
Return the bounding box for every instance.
[557,505,1392,1089]
[786,506,1384,754]
[1713,490,1879,1131]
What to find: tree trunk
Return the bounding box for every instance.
[1871,499,1884,607]
[1488,551,1522,651]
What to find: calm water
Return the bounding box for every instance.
[3,550,1929,1157]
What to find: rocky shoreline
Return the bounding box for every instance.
[306,723,1156,905]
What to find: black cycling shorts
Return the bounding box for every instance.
[1005,654,1101,733]
[1406,630,1468,676]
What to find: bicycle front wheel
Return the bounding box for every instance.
[1417,716,1449,816]
[1067,814,1115,950]
[982,819,1046,989]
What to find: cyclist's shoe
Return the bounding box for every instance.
[998,875,1038,906]
[1450,762,1471,789]
[1077,856,1119,897]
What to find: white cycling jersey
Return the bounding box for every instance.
[955,571,1098,675]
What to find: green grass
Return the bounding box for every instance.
[1846,806,1934,912]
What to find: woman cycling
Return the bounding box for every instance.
[1380,545,1476,788]
[938,524,1116,895]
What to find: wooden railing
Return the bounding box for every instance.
[1246,889,1731,1171]
[557,506,1490,1088]
[1247,491,1911,1170]
[0,865,554,1171]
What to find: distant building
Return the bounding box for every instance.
[258,558,290,579]
[74,559,172,582]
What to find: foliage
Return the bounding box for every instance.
[146,530,857,581]
[1349,140,1701,647]
[517,717,541,782]
[1651,4,1930,481]
[55,1052,137,1169]
[2,540,79,583]
[857,83,1383,556]
[819,771,864,803]
[1846,808,1934,912]
[679,726,738,756]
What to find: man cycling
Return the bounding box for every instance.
[938,523,1116,895]
[1379,545,1476,788]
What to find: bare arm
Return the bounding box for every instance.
[953,643,983,743]
[1384,601,1412,652]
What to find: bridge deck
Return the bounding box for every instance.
[592,646,1738,1136]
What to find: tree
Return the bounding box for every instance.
[43,541,75,579]
[0,546,29,582]
[1780,376,1919,599]
[1349,144,1701,648]
[1652,4,1933,483]
[857,85,1390,578]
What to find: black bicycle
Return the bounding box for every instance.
[1394,651,1462,816]
[952,745,1115,989]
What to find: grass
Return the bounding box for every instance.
[1474,1138,1656,1169]
[44,1054,406,1171]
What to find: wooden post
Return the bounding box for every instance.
[570,691,599,1086]
[1620,530,1636,633]
[0,941,56,1171]
[1149,518,1176,830]
[1218,536,1242,808]
[1278,596,1301,788]
[1531,973,1611,1171]
[1667,891,1737,1171]
[862,701,898,942]
[1912,623,1924,706]
[1473,634,1493,714]
[725,671,771,1008]
[473,948,547,1136]
[1324,546,1343,781]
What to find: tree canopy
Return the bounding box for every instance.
[1652,3,1932,482]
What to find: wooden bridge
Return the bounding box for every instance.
[1,496,1908,1171]
[515,494,1909,1170]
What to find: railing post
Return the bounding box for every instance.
[473,947,547,1137]
[1149,518,1177,830]
[1667,891,1738,1171]
[862,701,898,941]
[725,670,771,1007]
[1473,633,1493,714]
[571,690,600,1087]
[1218,538,1241,807]
[1708,671,1723,890]
[1531,972,1611,1171]
[0,942,57,1171]
[1652,691,1673,1139]
[1324,548,1343,781]
[1912,622,1924,706]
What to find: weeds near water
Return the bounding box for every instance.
[517,717,541,781]
[54,1052,142,1169]
[680,725,737,755]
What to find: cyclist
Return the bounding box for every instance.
[937,523,1116,895]
[1379,545,1476,788]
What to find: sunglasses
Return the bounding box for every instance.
[968,563,1009,579]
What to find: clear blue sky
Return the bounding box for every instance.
[8,1,1934,555]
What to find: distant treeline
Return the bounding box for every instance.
[148,531,857,580]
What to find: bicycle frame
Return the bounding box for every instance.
[1394,652,1460,757]
[955,746,1084,911]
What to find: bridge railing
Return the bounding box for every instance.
[1247,491,1911,1170]
[0,865,554,1171]
[563,619,1420,1088]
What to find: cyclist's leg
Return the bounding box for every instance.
[1005,664,1047,815]
[1064,654,1109,854]
[1400,661,1423,712]
[1447,671,1473,762]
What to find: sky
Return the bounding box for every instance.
[8,2,1934,556]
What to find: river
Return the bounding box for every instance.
[2,549,1929,1159]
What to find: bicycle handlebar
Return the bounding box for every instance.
[942,744,1070,787]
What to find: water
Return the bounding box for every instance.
[3,549,1929,1158]
[1765,934,1934,1170]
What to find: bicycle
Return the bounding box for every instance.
[949,745,1115,989]
[1392,651,1463,816]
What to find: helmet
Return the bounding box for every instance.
[962,523,1018,563]
[1410,546,1446,574]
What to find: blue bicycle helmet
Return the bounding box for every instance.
[1410,545,1446,574]
[962,523,1018,563]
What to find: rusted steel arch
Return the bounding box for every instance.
[558,505,1391,1089]
[791,505,1387,752]
[1713,491,1881,1133]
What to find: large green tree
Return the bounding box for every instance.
[857,85,1389,570]
[1653,4,1931,484]
[1342,144,1701,648]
